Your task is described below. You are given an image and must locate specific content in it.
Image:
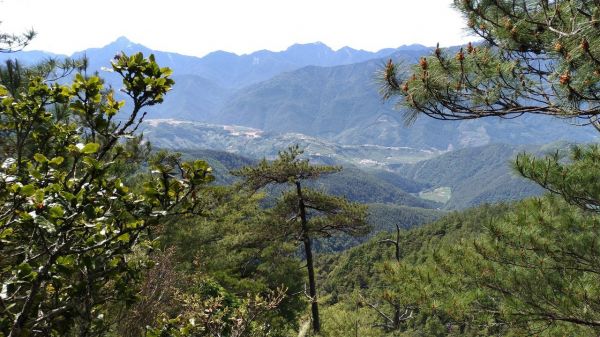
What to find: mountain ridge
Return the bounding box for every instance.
[215,54,598,149]
[1,36,417,88]
[2,37,597,150]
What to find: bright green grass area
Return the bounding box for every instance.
[419,187,452,204]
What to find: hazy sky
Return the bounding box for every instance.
[1,0,476,57]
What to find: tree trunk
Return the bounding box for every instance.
[9,264,49,337]
[296,181,320,333]
[393,224,401,330]
[393,304,401,330]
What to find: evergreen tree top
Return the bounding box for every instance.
[232,145,341,190]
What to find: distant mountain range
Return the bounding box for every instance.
[2,36,426,88]
[1,37,564,214]
[214,58,598,149]
[2,37,597,151]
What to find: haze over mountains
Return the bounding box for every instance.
[1,37,593,211]
[5,36,424,88]
[3,36,596,153]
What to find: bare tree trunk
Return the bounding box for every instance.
[296,181,320,334]
[392,224,401,330]
[379,224,403,331]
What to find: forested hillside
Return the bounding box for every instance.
[177,149,444,253]
[316,203,513,336]
[394,143,546,209]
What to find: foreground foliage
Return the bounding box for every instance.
[0,52,298,337]
[372,149,600,336]
[365,0,600,335]
[0,53,190,336]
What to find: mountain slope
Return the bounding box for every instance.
[319,203,511,297]
[311,168,440,209]
[176,148,438,208]
[314,203,445,252]
[4,38,596,149]
[155,74,233,121]
[145,122,554,211]
[175,149,445,252]
[216,55,598,149]
[395,143,546,209]
[141,120,439,168]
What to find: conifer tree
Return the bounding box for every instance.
[154,186,307,334]
[233,145,369,334]
[0,26,35,52]
[381,0,600,128]
[378,0,600,334]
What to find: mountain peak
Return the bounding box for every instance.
[105,36,139,50]
[337,46,360,53]
[114,36,131,44]
[286,42,332,51]
[396,43,429,51]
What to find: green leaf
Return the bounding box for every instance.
[30,167,42,180]
[16,263,32,275]
[81,143,100,154]
[34,189,44,203]
[16,263,37,280]
[0,228,13,240]
[60,191,76,202]
[108,257,120,268]
[83,204,96,219]
[56,255,74,267]
[117,233,130,242]
[33,153,48,163]
[20,185,35,197]
[35,215,56,233]
[49,156,64,166]
[55,256,75,273]
[49,206,64,219]
[125,220,143,229]
[82,156,100,169]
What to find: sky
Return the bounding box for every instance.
[1,0,476,57]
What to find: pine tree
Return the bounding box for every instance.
[0,26,35,52]
[377,0,600,334]
[381,0,600,128]
[155,186,307,334]
[233,145,369,334]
